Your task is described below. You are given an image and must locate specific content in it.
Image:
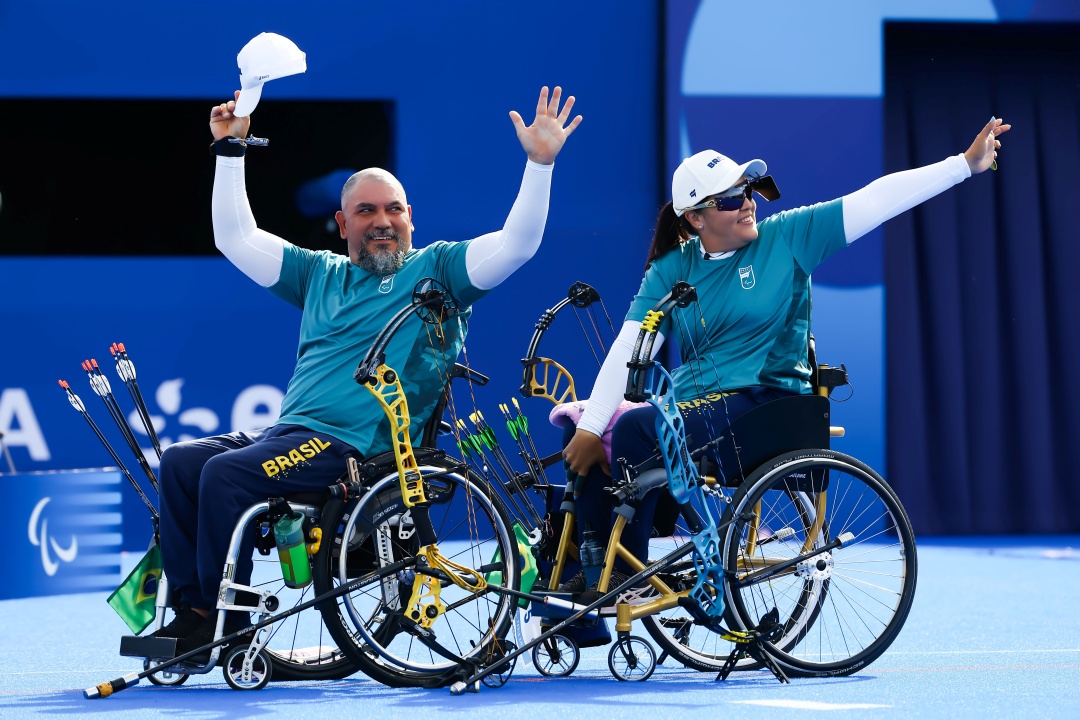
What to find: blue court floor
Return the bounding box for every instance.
[1,535,1078,719]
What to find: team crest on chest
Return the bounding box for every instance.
[738,265,756,290]
[378,275,395,294]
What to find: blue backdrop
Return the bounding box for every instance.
[2,1,1078,538]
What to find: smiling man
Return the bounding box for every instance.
[338,168,413,275]
[149,86,582,654]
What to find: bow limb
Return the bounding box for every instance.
[519,281,614,405]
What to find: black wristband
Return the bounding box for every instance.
[210,137,246,157]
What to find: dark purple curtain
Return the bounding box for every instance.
[885,23,1080,534]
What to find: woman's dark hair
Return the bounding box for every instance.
[645,201,694,271]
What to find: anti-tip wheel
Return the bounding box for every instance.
[608,636,656,681]
[146,668,189,686]
[532,634,580,677]
[222,645,272,690]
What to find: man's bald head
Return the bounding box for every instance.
[340,168,408,210]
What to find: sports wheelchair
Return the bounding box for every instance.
[114,359,511,691]
[494,281,918,683]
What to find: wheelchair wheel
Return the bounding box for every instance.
[145,664,188,686]
[608,636,656,681]
[640,485,763,673]
[243,507,359,682]
[532,634,579,677]
[314,462,520,688]
[222,645,272,690]
[721,449,917,677]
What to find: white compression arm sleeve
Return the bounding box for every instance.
[464,160,553,290]
[576,321,666,437]
[212,156,286,287]
[842,154,971,243]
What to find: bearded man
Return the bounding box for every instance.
[150,86,581,652]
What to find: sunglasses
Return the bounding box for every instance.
[688,176,781,212]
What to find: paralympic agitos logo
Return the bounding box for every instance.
[28,497,78,577]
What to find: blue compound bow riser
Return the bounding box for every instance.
[624,282,726,624]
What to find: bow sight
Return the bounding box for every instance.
[354,278,457,386]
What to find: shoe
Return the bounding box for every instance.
[557,569,587,593]
[592,569,633,593]
[148,603,204,639]
[176,613,253,664]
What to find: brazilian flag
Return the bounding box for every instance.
[107,543,162,634]
[487,521,539,608]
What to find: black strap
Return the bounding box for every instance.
[210,137,246,157]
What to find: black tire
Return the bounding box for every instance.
[222,645,272,690]
[722,449,918,677]
[532,634,580,677]
[145,668,188,686]
[242,505,359,682]
[607,636,656,681]
[314,462,520,688]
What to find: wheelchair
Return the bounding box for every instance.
[119,366,499,690]
[617,383,917,679]
[523,325,917,682]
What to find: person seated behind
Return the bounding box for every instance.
[559,117,1009,593]
[152,86,582,653]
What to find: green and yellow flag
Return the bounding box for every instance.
[487,521,539,607]
[107,543,162,634]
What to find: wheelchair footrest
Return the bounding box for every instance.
[119,635,180,659]
[530,591,600,625]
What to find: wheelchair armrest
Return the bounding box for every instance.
[816,364,849,397]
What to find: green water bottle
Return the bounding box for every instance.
[274,511,312,588]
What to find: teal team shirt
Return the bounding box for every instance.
[626,199,847,400]
[268,240,485,457]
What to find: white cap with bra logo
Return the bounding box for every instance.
[671,150,767,217]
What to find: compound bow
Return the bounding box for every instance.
[623,281,727,625]
[353,278,488,627]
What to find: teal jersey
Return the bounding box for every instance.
[268,240,485,457]
[626,199,846,398]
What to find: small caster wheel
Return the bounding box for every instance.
[222,645,272,690]
[481,641,516,688]
[145,664,189,686]
[532,634,580,677]
[608,635,655,681]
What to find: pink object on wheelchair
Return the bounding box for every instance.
[548,399,648,465]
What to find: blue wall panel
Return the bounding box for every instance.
[0,0,660,476]
[3,0,1080,527]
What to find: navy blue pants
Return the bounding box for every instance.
[567,386,794,572]
[158,424,357,610]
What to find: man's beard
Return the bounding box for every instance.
[355,231,408,275]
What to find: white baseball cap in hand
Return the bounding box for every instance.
[233,32,307,118]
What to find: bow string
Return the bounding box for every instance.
[624,281,728,625]
[520,281,615,405]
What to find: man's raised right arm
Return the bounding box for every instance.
[209,92,285,288]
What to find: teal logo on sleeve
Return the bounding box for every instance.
[378,275,395,294]
[739,265,756,290]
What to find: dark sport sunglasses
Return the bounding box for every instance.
[687,175,781,212]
